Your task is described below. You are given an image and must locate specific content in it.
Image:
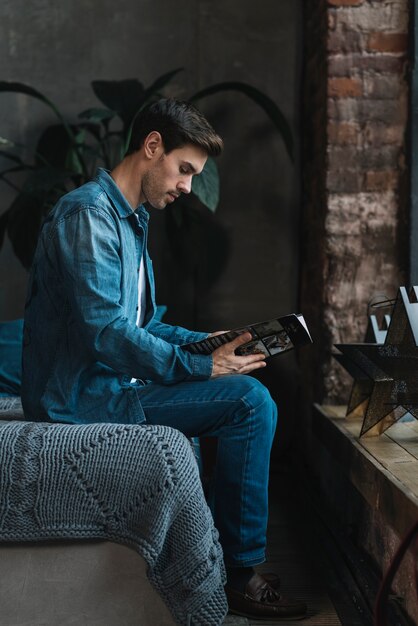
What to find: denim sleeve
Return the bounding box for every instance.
[55,207,213,383]
[147,319,209,345]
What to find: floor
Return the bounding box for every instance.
[222,463,366,626]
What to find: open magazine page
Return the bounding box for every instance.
[181,314,312,359]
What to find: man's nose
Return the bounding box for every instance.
[178,176,192,194]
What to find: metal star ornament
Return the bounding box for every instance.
[334,287,418,437]
[333,308,391,421]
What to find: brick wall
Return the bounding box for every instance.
[301,0,410,403]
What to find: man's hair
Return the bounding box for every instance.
[126,98,223,157]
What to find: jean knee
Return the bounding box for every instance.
[239,376,277,432]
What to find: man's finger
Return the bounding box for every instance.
[239,352,266,364]
[228,331,252,347]
[240,361,267,374]
[208,330,230,337]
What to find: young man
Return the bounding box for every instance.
[22,98,306,621]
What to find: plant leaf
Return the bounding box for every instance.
[191,157,219,212]
[6,192,44,269]
[22,166,72,195]
[0,150,29,166]
[5,167,72,269]
[91,79,145,127]
[122,68,184,156]
[35,124,72,169]
[140,68,184,106]
[77,121,102,143]
[0,81,69,130]
[0,165,26,192]
[0,136,15,147]
[165,200,230,285]
[189,81,294,162]
[0,82,87,175]
[0,209,10,248]
[78,107,116,123]
[0,164,28,178]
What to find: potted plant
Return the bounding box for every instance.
[0,69,293,272]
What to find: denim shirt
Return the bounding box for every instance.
[21,169,213,424]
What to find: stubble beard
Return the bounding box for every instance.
[142,170,169,210]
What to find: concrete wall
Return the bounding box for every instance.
[0,1,302,455]
[0,0,301,322]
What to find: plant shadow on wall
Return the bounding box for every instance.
[0,69,293,321]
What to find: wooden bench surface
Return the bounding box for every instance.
[313,404,418,538]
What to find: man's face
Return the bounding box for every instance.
[141,144,208,210]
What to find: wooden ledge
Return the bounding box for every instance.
[312,404,418,539]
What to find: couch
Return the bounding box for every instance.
[0,333,227,626]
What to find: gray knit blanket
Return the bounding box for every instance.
[0,418,227,625]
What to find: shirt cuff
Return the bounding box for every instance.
[187,330,210,343]
[189,353,213,380]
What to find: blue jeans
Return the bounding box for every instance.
[136,374,278,567]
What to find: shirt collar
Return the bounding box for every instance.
[94,168,149,222]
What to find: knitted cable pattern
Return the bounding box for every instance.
[0,420,227,626]
[0,395,24,419]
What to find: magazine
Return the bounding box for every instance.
[182,314,313,358]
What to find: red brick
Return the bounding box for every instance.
[364,123,405,147]
[328,0,364,5]
[328,28,362,54]
[328,145,401,169]
[328,12,337,31]
[364,170,399,191]
[328,55,356,77]
[363,75,402,100]
[328,122,360,145]
[326,168,363,193]
[327,147,357,170]
[334,5,408,33]
[329,54,406,76]
[328,77,362,97]
[367,33,408,54]
[328,97,407,125]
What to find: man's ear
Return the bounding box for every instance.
[143,131,164,160]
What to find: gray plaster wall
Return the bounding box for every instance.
[0,1,302,454]
[0,0,301,324]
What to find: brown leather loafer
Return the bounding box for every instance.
[226,572,307,621]
[259,571,280,589]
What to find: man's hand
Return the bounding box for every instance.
[211,332,266,377]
